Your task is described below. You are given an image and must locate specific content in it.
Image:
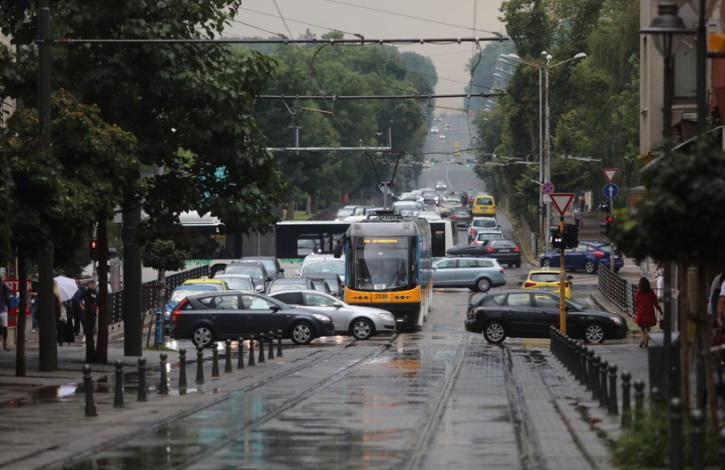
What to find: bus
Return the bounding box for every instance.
[334,213,433,330]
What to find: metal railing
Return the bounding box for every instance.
[598,265,636,318]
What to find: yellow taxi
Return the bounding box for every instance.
[471,194,496,216]
[182,277,229,290]
[520,268,572,299]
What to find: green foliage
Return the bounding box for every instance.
[612,135,725,263]
[143,240,188,272]
[613,402,719,468]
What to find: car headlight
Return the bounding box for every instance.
[378,312,395,321]
[611,317,623,325]
[313,313,332,322]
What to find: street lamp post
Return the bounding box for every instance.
[507,52,586,251]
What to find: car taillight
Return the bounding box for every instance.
[172,298,188,323]
[500,268,505,273]
[523,281,536,288]
[593,250,605,258]
[487,247,494,252]
[513,246,520,252]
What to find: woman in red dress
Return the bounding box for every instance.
[634,277,662,348]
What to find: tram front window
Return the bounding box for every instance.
[351,237,410,291]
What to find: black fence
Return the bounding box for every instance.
[598,265,636,318]
[108,266,209,325]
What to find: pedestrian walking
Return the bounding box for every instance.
[634,277,662,348]
[572,207,582,228]
[578,193,585,213]
[71,282,87,336]
[54,282,74,346]
[0,274,12,350]
[81,279,98,348]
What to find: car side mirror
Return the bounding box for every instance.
[270,304,280,312]
[567,275,573,280]
[333,302,343,309]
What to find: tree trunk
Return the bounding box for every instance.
[15,248,27,377]
[286,196,296,220]
[94,220,109,363]
[38,244,56,371]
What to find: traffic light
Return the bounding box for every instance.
[565,223,579,248]
[550,227,567,249]
[600,215,614,236]
[89,239,98,260]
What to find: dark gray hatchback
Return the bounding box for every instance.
[170,290,335,347]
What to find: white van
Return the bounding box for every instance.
[298,253,346,282]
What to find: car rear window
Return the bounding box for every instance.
[476,196,494,205]
[530,273,559,283]
[473,219,497,228]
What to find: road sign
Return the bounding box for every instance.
[602,168,618,183]
[603,183,619,199]
[541,181,555,194]
[550,193,575,216]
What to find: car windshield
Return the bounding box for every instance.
[301,260,345,276]
[216,277,254,290]
[170,288,211,303]
[224,265,263,278]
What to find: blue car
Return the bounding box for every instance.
[163,284,220,331]
[539,241,624,274]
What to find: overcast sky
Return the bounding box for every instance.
[225,0,506,99]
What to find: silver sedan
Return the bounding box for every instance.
[269,290,397,340]
[432,256,507,292]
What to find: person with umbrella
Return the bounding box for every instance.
[53,280,75,346]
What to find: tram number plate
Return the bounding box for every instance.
[373,293,391,302]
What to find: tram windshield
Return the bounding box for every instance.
[350,236,415,291]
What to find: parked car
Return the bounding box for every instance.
[472,230,505,246]
[213,273,259,292]
[446,239,522,268]
[448,208,473,229]
[520,268,572,299]
[267,278,320,295]
[432,256,506,292]
[223,262,271,290]
[239,256,285,279]
[269,290,396,340]
[464,289,628,344]
[163,284,219,331]
[170,291,335,347]
[539,241,624,274]
[468,216,500,243]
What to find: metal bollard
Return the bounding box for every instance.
[211,344,220,377]
[277,330,283,357]
[178,349,187,389]
[586,350,595,391]
[237,337,245,369]
[196,345,205,384]
[225,339,233,373]
[247,335,256,366]
[248,336,256,366]
[83,364,98,417]
[670,398,683,470]
[159,353,169,395]
[549,326,555,353]
[591,355,601,401]
[114,361,124,408]
[268,331,275,360]
[634,380,645,423]
[258,333,266,363]
[579,344,588,386]
[621,371,632,428]
[691,409,705,470]
[599,360,608,408]
[608,364,618,415]
[138,358,147,402]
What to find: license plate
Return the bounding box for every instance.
[498,249,510,253]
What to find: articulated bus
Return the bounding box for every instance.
[333,214,433,330]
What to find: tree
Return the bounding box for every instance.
[1,0,286,358]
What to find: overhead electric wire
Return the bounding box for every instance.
[271,0,294,40]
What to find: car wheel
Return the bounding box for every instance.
[290,321,314,345]
[584,260,597,274]
[475,277,491,292]
[191,325,215,348]
[541,258,553,268]
[584,323,605,344]
[483,321,506,344]
[514,261,521,268]
[614,267,621,273]
[351,318,374,340]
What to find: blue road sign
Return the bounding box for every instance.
[542,181,555,194]
[603,183,619,199]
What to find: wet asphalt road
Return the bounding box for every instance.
[58,258,613,470]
